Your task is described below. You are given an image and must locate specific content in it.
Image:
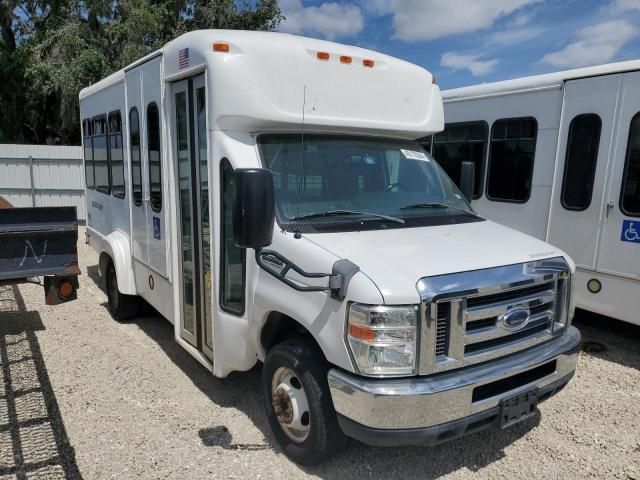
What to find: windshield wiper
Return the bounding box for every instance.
[288,209,405,224]
[400,202,478,216]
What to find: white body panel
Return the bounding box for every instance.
[79,29,571,380]
[441,62,640,325]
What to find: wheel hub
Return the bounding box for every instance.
[271,367,311,443]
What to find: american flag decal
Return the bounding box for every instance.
[178,48,189,69]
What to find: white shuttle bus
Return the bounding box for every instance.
[80,30,580,465]
[427,62,640,326]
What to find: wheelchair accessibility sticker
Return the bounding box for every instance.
[153,216,161,240]
[621,220,640,244]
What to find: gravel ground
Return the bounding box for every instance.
[1,230,639,479]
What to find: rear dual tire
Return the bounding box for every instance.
[262,337,348,465]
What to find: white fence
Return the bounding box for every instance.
[0,144,86,221]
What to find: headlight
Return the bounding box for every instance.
[347,303,418,376]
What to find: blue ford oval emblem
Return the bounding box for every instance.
[500,306,530,330]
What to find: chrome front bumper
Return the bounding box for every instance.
[328,326,581,446]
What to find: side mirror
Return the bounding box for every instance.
[459,161,476,203]
[233,168,275,249]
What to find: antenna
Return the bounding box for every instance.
[297,85,307,220]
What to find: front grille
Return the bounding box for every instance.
[435,302,450,357]
[418,258,571,375]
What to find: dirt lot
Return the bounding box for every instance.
[1,232,639,479]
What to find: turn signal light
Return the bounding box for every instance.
[348,324,375,342]
[316,51,330,60]
[58,281,74,299]
[213,43,230,52]
[340,55,352,64]
[363,59,374,68]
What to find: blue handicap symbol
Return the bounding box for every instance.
[621,220,640,244]
[153,216,161,240]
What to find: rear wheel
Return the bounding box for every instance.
[262,337,347,465]
[105,262,139,320]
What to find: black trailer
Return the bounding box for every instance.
[0,205,80,305]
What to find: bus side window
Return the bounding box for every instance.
[109,111,125,199]
[130,108,142,207]
[93,116,110,194]
[147,102,162,212]
[621,111,640,217]
[83,119,95,189]
[220,159,246,315]
[486,117,537,203]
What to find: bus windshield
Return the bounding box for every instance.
[257,134,478,229]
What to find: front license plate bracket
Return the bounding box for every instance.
[500,388,539,428]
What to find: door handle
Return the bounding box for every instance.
[606,201,614,217]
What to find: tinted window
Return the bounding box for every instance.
[130,108,142,206]
[83,119,94,189]
[147,103,162,212]
[621,112,640,217]
[431,122,487,199]
[487,117,537,203]
[561,114,601,211]
[93,117,109,194]
[220,159,246,315]
[109,111,125,199]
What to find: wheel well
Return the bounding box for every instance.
[261,312,316,353]
[98,252,113,278]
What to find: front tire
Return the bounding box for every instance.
[105,262,139,321]
[262,337,347,465]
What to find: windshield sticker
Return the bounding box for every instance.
[401,149,430,162]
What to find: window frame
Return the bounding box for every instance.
[129,107,143,207]
[432,120,489,200]
[560,113,602,212]
[108,110,126,200]
[620,111,640,218]
[146,102,162,213]
[486,116,538,204]
[219,158,246,316]
[83,118,95,190]
[92,114,110,195]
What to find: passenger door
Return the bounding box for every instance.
[171,75,213,360]
[596,71,640,278]
[547,75,620,270]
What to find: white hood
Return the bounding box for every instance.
[302,220,567,304]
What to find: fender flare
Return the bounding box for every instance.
[98,231,137,295]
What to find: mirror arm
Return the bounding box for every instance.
[255,249,359,300]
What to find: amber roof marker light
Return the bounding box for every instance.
[363,59,375,68]
[213,43,230,52]
[317,51,330,60]
[340,55,352,64]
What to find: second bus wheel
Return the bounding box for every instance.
[262,337,347,465]
[105,262,139,320]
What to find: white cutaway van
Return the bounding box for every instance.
[80,30,581,465]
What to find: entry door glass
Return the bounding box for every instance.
[175,88,197,343]
[196,85,213,353]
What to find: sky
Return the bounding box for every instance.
[275,0,640,89]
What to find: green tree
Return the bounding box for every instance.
[0,0,282,145]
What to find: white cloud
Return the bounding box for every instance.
[360,0,541,41]
[541,20,637,68]
[441,52,499,76]
[612,0,640,13]
[278,0,364,40]
[488,26,543,46]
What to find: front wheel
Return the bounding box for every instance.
[262,337,347,465]
[105,262,139,321]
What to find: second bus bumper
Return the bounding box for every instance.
[328,325,581,446]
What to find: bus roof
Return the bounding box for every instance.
[442,59,640,102]
[80,30,443,139]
